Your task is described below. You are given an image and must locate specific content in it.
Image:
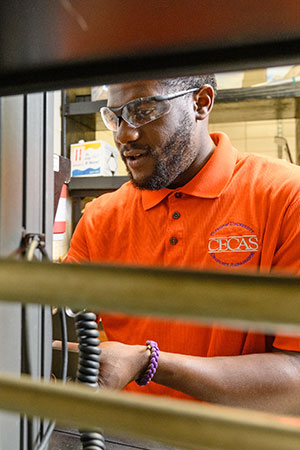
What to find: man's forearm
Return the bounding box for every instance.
[153,350,300,414]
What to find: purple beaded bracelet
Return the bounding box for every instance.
[136,340,159,386]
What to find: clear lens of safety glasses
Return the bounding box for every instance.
[100,99,172,132]
[123,99,172,128]
[100,107,119,132]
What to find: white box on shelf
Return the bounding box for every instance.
[71,140,118,177]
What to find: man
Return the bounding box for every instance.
[65,75,300,414]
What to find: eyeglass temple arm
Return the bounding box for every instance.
[153,87,200,102]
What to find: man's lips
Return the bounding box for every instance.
[122,149,148,160]
[122,147,152,170]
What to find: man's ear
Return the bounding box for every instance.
[194,84,215,121]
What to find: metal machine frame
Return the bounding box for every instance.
[1,1,300,449]
[0,93,54,449]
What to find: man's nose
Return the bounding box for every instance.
[115,119,139,144]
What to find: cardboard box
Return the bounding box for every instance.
[71,140,118,177]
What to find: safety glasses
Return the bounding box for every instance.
[100,87,199,132]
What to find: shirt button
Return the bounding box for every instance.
[175,192,182,198]
[172,212,181,220]
[170,237,178,245]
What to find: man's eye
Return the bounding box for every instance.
[139,107,155,116]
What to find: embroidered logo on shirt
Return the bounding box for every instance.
[208,222,259,267]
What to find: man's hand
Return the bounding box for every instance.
[98,341,150,390]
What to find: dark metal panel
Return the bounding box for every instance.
[2,0,300,72]
[0,86,55,450]
[4,0,300,71]
[41,93,55,389]
[24,92,54,448]
[0,96,24,254]
[0,96,24,450]
[1,1,300,94]
[26,93,44,234]
[0,299,22,450]
[23,92,44,449]
[0,92,55,449]
[44,92,55,254]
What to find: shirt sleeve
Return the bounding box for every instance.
[272,197,300,274]
[272,198,300,351]
[64,214,90,263]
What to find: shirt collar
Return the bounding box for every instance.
[141,132,237,210]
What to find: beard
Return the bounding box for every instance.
[124,115,195,190]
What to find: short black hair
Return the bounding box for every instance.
[159,74,217,96]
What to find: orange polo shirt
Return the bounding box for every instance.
[66,132,300,399]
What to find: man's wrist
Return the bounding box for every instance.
[135,340,159,386]
[133,345,151,379]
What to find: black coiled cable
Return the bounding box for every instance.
[75,311,106,450]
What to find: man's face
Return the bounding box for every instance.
[108,80,198,190]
